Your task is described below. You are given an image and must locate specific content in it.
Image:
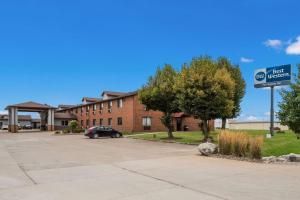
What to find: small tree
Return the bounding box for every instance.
[216,57,246,129]
[139,64,180,138]
[177,56,235,141]
[69,120,78,133]
[277,66,300,139]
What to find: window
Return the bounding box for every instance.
[144,105,149,111]
[87,105,90,111]
[81,120,83,126]
[75,108,78,114]
[93,104,97,111]
[99,103,104,114]
[117,99,123,108]
[117,117,122,125]
[142,117,151,130]
[86,120,89,128]
[61,120,68,126]
[108,118,112,126]
[100,118,103,126]
[108,101,112,113]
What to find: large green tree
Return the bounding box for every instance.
[216,57,246,129]
[177,56,235,140]
[277,66,300,139]
[139,64,180,138]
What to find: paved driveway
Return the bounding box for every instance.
[0,131,299,200]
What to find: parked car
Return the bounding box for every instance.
[23,124,32,129]
[1,125,8,130]
[84,126,122,139]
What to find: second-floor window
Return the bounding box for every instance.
[117,99,123,108]
[108,101,112,113]
[93,104,97,111]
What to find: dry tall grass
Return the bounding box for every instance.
[218,130,263,159]
[249,136,264,159]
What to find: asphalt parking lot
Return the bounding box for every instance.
[0,131,299,200]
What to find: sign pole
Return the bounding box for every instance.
[270,86,274,136]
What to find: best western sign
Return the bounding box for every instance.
[254,64,292,88]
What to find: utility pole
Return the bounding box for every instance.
[270,86,274,136]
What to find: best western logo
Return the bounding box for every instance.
[255,71,266,81]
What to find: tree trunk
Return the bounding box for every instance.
[221,118,226,130]
[202,119,209,141]
[167,126,174,139]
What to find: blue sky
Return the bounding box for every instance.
[0,0,299,121]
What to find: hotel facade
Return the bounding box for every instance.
[57,91,214,133]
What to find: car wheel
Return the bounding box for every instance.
[114,133,121,138]
[93,133,99,139]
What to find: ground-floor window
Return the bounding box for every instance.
[108,118,112,126]
[61,120,68,126]
[93,119,96,126]
[86,120,89,128]
[100,118,103,126]
[117,117,122,125]
[142,117,151,130]
[81,120,83,127]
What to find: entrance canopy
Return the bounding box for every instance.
[5,101,56,133]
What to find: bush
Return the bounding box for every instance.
[62,127,71,134]
[73,128,84,133]
[249,136,264,159]
[69,120,78,132]
[218,130,264,159]
[232,132,249,157]
[218,131,233,155]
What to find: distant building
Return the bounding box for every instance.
[228,120,289,130]
[57,91,214,133]
[0,114,39,128]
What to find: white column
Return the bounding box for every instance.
[14,108,18,127]
[51,109,55,126]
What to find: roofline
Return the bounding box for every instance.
[57,91,138,112]
[229,121,282,124]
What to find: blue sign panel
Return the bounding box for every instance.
[254,64,291,88]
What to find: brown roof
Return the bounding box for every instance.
[58,105,75,109]
[56,91,138,112]
[18,115,32,121]
[54,113,77,120]
[6,101,55,110]
[82,97,102,103]
[101,91,128,97]
[0,115,31,121]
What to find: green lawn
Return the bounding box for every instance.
[129,130,300,157]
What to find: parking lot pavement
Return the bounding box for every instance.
[0,131,299,200]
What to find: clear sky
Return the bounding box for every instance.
[0,0,299,121]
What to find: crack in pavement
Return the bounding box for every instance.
[113,164,228,200]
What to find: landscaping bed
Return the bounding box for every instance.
[129,130,300,157]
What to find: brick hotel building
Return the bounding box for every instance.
[57,91,214,133]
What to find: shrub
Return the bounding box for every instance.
[218,131,233,155]
[62,127,71,134]
[249,136,264,159]
[69,120,78,132]
[73,128,84,133]
[232,132,249,157]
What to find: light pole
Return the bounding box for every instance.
[270,86,274,136]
